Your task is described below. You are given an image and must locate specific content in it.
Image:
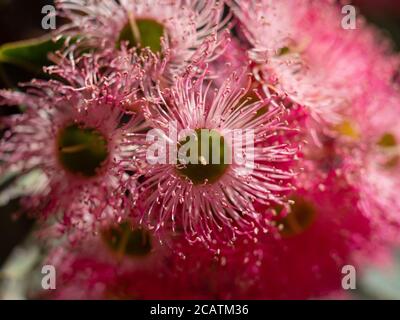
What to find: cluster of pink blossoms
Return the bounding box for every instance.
[1,0,400,299]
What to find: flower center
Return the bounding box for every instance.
[277,196,316,237]
[378,132,399,168]
[277,46,291,56]
[57,124,108,177]
[231,79,269,128]
[378,133,397,148]
[117,18,165,53]
[176,129,230,185]
[102,222,153,258]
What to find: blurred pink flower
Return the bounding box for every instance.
[231,0,399,124]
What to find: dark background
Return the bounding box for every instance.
[0,0,400,267]
[0,0,54,267]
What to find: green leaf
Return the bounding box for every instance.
[0,35,65,74]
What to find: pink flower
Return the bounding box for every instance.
[232,0,400,244]
[349,84,400,239]
[131,67,299,246]
[231,0,399,124]
[47,175,380,300]
[56,0,229,83]
[252,181,374,299]
[44,221,194,299]
[0,50,148,235]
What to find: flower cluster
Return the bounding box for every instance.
[1,0,400,299]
